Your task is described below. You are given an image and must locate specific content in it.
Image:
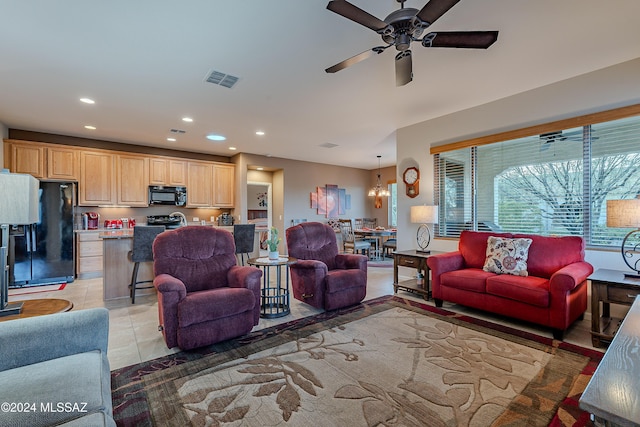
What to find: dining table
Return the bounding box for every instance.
[354,228,397,261]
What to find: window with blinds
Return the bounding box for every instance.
[434,111,640,247]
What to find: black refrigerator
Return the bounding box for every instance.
[9,181,75,287]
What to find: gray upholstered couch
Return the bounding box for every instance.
[0,307,115,426]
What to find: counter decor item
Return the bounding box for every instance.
[267,227,281,260]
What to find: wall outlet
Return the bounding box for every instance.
[193,217,200,222]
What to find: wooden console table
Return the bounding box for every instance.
[392,250,443,300]
[589,268,640,348]
[580,295,640,426]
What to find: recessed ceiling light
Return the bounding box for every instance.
[84,125,96,130]
[167,137,176,142]
[206,134,226,141]
[228,146,237,151]
[255,131,265,136]
[80,97,95,104]
[257,167,264,171]
[182,117,193,123]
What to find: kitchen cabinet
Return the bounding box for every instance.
[213,163,235,207]
[76,231,103,279]
[79,150,116,206]
[187,161,213,207]
[4,140,79,180]
[47,146,79,180]
[117,154,149,206]
[10,142,45,178]
[149,157,187,186]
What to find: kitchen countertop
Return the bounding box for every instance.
[93,224,238,239]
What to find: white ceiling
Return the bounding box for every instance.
[1,0,640,170]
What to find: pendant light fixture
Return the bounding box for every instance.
[368,155,390,197]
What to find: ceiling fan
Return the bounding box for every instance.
[325,0,499,86]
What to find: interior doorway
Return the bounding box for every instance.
[247,182,272,255]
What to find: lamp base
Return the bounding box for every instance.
[416,249,431,254]
[624,272,640,280]
[0,301,24,317]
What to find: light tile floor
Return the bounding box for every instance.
[8,266,601,371]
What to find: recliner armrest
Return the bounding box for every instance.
[227,265,262,292]
[154,273,187,300]
[335,253,367,271]
[550,261,594,293]
[0,307,109,372]
[290,259,328,274]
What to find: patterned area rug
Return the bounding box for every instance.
[111,296,602,426]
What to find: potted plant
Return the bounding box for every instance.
[267,226,281,260]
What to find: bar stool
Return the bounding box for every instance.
[234,223,255,266]
[128,225,165,304]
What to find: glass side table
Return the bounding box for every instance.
[247,256,297,318]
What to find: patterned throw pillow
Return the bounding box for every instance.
[483,236,533,276]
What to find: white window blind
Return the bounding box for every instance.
[434,112,640,246]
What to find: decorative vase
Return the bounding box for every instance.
[268,251,279,260]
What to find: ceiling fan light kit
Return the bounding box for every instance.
[325,0,499,86]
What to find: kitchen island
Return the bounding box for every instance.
[99,229,147,300]
[98,225,259,300]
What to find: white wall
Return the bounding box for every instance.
[396,57,640,273]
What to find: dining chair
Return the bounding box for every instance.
[338,219,370,257]
[354,218,364,229]
[362,218,378,228]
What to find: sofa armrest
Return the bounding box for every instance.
[0,307,109,372]
[426,251,465,275]
[335,253,368,271]
[154,273,187,300]
[550,261,594,293]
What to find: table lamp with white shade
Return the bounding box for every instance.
[0,172,40,316]
[606,196,640,278]
[410,205,438,253]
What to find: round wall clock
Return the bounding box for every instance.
[403,166,420,198]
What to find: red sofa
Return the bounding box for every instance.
[427,230,593,340]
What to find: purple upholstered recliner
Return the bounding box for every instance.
[152,226,262,350]
[286,222,367,311]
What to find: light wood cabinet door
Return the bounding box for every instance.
[187,161,212,207]
[47,146,79,180]
[149,157,168,185]
[213,163,235,207]
[11,143,45,178]
[79,151,116,206]
[168,159,187,186]
[149,157,187,186]
[117,154,149,206]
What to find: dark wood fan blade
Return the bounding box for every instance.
[422,31,499,48]
[326,0,389,32]
[395,50,412,86]
[326,48,382,73]
[416,0,460,26]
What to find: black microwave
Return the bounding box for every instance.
[148,186,187,206]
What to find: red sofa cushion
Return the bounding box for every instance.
[486,275,550,308]
[441,268,494,293]
[513,234,585,278]
[459,230,512,269]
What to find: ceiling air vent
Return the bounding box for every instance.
[205,70,239,89]
[170,129,186,134]
[319,143,339,149]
